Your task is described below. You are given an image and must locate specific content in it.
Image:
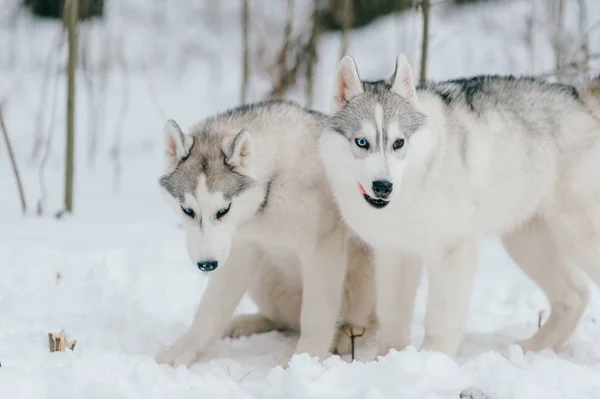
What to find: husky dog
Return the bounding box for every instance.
[156,100,375,367]
[318,53,600,358]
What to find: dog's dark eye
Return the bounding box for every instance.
[393,138,405,150]
[355,138,370,150]
[216,203,231,220]
[181,206,195,218]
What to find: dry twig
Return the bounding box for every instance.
[48,329,77,352]
[0,104,27,214]
[342,325,365,361]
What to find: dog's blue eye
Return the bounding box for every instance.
[181,206,195,218]
[216,203,231,220]
[355,138,369,149]
[393,138,405,150]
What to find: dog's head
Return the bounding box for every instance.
[159,120,261,272]
[318,54,428,210]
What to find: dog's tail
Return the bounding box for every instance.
[578,75,600,118]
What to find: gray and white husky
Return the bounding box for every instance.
[156,100,375,367]
[318,53,600,358]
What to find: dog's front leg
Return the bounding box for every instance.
[375,248,422,357]
[421,238,479,356]
[155,243,261,367]
[293,232,348,360]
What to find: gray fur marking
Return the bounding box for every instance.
[160,131,255,203]
[160,100,322,204]
[326,80,427,155]
[328,75,587,168]
[420,75,581,114]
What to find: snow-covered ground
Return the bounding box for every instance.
[1,0,600,397]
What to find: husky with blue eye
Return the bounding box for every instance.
[155,100,376,367]
[318,53,600,358]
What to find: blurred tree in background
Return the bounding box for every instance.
[23,0,103,20]
[318,0,488,31]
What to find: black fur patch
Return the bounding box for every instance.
[423,75,581,111]
[432,89,453,106]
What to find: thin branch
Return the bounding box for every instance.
[549,0,566,82]
[81,28,98,169]
[271,0,294,99]
[143,67,167,121]
[37,52,63,215]
[30,28,66,164]
[577,0,590,78]
[109,41,130,193]
[305,0,319,107]
[536,52,600,78]
[0,104,27,215]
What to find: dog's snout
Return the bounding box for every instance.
[197,260,218,272]
[372,180,393,199]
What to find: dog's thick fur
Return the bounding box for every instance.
[156,100,375,367]
[318,53,600,358]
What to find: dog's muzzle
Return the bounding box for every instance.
[197,260,218,272]
[359,183,390,209]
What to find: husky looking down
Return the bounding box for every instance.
[318,53,600,358]
[156,100,375,367]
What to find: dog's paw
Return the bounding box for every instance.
[279,356,292,369]
[223,314,279,339]
[515,336,545,353]
[293,342,332,361]
[155,331,202,368]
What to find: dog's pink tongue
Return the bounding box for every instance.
[359,184,367,195]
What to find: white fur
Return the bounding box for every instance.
[156,104,376,367]
[319,55,600,358]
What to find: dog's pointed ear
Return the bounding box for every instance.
[390,53,417,101]
[332,55,364,113]
[225,129,255,178]
[164,119,193,173]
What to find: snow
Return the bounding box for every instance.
[1,0,600,397]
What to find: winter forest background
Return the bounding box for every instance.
[1,0,600,398]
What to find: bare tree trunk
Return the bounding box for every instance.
[419,0,430,85]
[525,0,535,74]
[578,0,589,78]
[339,0,353,59]
[0,104,27,215]
[64,0,78,213]
[305,0,319,108]
[241,0,250,103]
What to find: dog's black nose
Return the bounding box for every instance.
[372,180,393,199]
[197,260,218,272]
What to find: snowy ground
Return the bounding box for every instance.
[1,0,600,397]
